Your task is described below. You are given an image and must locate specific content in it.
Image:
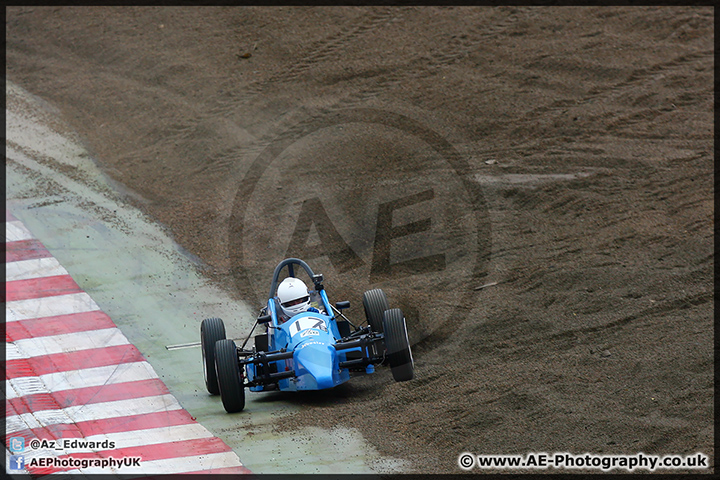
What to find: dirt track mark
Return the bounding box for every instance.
[151,8,408,152]
[6,139,110,197]
[422,7,524,67]
[518,49,714,132]
[524,290,711,353]
[251,7,402,90]
[329,9,524,108]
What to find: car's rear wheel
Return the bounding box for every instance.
[382,309,414,382]
[215,339,245,413]
[362,289,389,333]
[201,317,226,395]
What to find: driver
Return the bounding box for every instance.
[277,277,325,323]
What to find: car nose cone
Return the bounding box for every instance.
[294,340,339,390]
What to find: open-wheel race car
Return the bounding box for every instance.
[200,258,414,412]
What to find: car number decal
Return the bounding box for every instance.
[289,317,328,336]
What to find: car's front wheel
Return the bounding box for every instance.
[201,317,226,395]
[362,289,389,333]
[215,339,246,413]
[382,309,414,382]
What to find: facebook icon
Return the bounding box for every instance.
[9,455,25,470]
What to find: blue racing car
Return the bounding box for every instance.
[201,258,414,412]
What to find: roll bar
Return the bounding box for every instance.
[268,258,321,299]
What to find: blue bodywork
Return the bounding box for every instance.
[243,258,380,392]
[246,310,355,391]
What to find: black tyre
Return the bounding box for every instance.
[215,339,245,413]
[201,317,226,395]
[382,309,414,382]
[362,289,389,333]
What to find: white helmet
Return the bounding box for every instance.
[277,277,311,317]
